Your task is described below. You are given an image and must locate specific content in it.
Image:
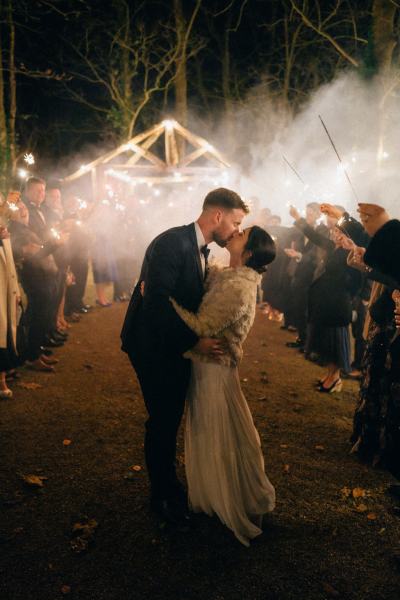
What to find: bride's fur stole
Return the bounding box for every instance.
[171,266,261,366]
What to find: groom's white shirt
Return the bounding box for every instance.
[194,221,206,276]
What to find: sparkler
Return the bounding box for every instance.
[24,153,35,165]
[50,227,61,240]
[318,115,359,202]
[282,155,305,185]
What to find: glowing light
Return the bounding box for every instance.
[168,202,174,208]
[153,189,161,197]
[203,143,214,152]
[351,155,357,163]
[382,151,389,159]
[162,119,176,131]
[79,164,89,171]
[173,171,182,180]
[23,153,35,165]
[50,227,61,240]
[77,199,88,210]
[7,202,19,212]
[284,179,291,187]
[76,220,82,227]
[101,199,110,206]
[18,169,28,179]
[187,186,194,192]
[115,203,126,212]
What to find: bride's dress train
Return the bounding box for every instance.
[185,361,275,546]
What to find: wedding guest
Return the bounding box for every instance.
[347,202,400,479]
[284,202,328,351]
[290,205,363,392]
[0,222,20,399]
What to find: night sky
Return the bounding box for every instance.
[1,0,393,174]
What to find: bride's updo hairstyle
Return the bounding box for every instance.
[244,226,276,274]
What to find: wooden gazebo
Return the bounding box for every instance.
[63,119,230,197]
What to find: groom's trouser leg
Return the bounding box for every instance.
[129,350,191,500]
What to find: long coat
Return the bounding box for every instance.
[294,218,362,327]
[0,238,19,350]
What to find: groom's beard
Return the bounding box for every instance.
[213,233,233,248]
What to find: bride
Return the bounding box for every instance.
[171,225,276,546]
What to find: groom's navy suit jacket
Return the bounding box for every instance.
[121,223,204,359]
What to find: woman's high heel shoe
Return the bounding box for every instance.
[318,378,342,393]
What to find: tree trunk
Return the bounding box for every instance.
[221,17,235,151]
[0,24,9,190]
[173,0,187,159]
[7,0,16,176]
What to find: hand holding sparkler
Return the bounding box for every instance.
[346,245,368,272]
[289,205,301,221]
[320,203,344,220]
[284,248,302,260]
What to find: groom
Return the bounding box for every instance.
[121,188,249,524]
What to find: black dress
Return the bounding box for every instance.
[351,289,400,477]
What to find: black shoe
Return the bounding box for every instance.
[44,337,64,348]
[52,331,68,340]
[150,498,191,527]
[286,339,304,349]
[40,346,53,356]
[79,304,92,311]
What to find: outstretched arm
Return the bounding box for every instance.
[171,279,248,337]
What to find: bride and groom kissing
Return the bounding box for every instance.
[121,188,276,546]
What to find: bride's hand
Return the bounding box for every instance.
[192,337,226,358]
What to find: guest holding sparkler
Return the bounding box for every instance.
[289,204,363,393]
[331,201,400,480]
[8,198,67,371]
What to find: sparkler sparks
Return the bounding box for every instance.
[50,227,61,240]
[23,153,35,165]
[18,169,28,179]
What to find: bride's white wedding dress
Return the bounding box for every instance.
[172,266,275,546]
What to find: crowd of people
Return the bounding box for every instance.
[251,199,400,482]
[0,177,137,398]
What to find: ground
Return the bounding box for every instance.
[1,303,400,600]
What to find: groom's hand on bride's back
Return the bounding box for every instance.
[192,338,226,358]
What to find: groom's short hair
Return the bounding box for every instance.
[203,188,249,213]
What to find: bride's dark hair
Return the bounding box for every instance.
[244,226,276,274]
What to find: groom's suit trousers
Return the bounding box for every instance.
[128,339,191,500]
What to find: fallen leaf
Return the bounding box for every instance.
[257,396,267,401]
[63,439,72,446]
[280,444,288,449]
[341,487,351,498]
[283,464,290,473]
[352,487,366,498]
[315,445,325,451]
[70,519,98,553]
[354,503,368,513]
[20,474,48,488]
[367,513,377,520]
[129,465,142,472]
[322,582,340,597]
[18,382,42,390]
[242,378,248,383]
[61,585,71,595]
[378,528,386,535]
[83,363,93,370]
